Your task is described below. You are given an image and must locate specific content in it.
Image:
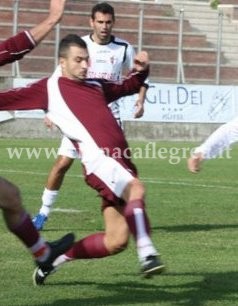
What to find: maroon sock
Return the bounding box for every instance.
[10,213,39,248]
[65,232,110,259]
[123,199,151,240]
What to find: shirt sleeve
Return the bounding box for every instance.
[102,68,149,103]
[0,31,35,66]
[124,44,149,88]
[0,78,48,111]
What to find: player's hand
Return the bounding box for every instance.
[48,0,67,23]
[134,99,144,118]
[44,116,54,129]
[133,51,149,72]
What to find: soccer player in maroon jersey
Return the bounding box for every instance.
[32,2,149,230]
[0,34,165,285]
[0,0,74,282]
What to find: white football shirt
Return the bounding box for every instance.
[82,34,135,82]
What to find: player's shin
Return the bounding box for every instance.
[123,199,157,260]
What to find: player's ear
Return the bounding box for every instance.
[59,58,66,71]
[89,17,94,29]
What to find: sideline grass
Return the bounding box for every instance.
[0,139,238,306]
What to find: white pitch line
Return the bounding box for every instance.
[0,168,84,178]
[52,208,86,213]
[141,177,238,191]
[0,168,237,192]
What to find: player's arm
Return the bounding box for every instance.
[134,83,148,118]
[0,32,35,65]
[103,51,149,102]
[132,51,149,118]
[0,0,66,65]
[0,78,48,111]
[125,44,148,118]
[29,0,66,44]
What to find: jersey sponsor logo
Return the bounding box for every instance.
[87,71,119,81]
[97,49,111,54]
[96,59,107,64]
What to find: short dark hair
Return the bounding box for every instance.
[58,34,87,58]
[91,2,115,21]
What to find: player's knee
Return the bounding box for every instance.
[108,238,129,255]
[106,232,129,255]
[123,178,145,201]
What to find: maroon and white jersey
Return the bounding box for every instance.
[0,31,35,66]
[0,70,147,148]
[0,69,147,155]
[0,69,148,201]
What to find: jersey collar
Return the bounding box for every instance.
[89,34,115,45]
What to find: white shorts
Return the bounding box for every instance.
[57,136,81,159]
[85,153,135,200]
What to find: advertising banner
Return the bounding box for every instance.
[120,83,238,123]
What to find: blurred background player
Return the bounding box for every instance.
[0,0,74,280]
[187,117,238,173]
[32,2,149,230]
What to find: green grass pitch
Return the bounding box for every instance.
[0,138,238,306]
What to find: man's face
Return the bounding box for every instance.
[60,45,89,81]
[90,12,114,44]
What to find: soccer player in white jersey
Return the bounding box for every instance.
[32,2,148,230]
[187,117,238,173]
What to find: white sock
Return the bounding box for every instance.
[30,237,50,262]
[134,208,158,262]
[39,188,59,217]
[53,254,72,268]
[137,237,158,263]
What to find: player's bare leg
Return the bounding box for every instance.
[53,205,129,261]
[33,175,164,284]
[33,204,129,285]
[103,205,129,253]
[32,155,74,230]
[51,178,164,278]
[0,177,75,282]
[46,155,74,190]
[122,178,165,277]
[0,177,25,227]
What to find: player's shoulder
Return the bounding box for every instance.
[111,35,132,47]
[82,34,90,42]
